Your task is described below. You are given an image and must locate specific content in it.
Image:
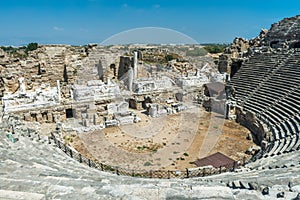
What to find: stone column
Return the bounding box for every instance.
[128,67,133,92]
[225,101,230,119]
[133,51,138,82]
[57,80,61,103]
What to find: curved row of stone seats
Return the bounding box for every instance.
[3,122,300,199]
[231,50,298,100]
[247,116,299,157]
[244,90,299,140]
[229,52,292,104]
[259,110,298,141]
[2,131,247,199]
[246,143,300,170]
[264,136,300,157]
[244,73,299,113]
[242,70,298,106]
[258,88,300,140]
[4,130,300,199]
[205,162,300,199]
[222,159,300,184]
[229,48,300,162]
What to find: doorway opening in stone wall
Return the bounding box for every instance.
[66,108,74,118]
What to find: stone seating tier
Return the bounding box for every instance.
[229,48,300,158]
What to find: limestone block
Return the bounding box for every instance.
[47,112,53,122]
[117,101,129,113]
[107,104,117,115]
[93,114,97,125]
[24,113,31,121]
[292,185,300,193]
[53,114,61,123]
[86,108,97,114]
[36,113,43,122]
[83,119,89,127]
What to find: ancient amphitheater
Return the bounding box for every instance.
[1,15,300,199]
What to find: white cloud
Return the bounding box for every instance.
[53,26,64,31]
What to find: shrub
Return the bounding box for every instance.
[26,43,38,52]
[165,54,174,61]
[203,44,229,54]
[186,47,207,56]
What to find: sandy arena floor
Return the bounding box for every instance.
[70,108,254,171]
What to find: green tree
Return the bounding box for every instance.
[203,44,228,54]
[26,43,38,52]
[165,54,174,61]
[186,48,207,56]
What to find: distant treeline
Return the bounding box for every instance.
[1,42,38,53]
[0,43,38,58]
[185,43,229,56]
[202,43,229,54]
[186,47,207,57]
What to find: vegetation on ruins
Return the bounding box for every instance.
[186,47,208,56]
[0,42,39,58]
[165,54,175,61]
[143,161,152,166]
[25,42,38,52]
[202,43,229,54]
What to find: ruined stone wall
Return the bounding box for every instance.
[0,45,86,99]
[118,56,132,80]
[263,15,300,46]
[128,89,201,110]
[235,107,269,145]
[12,99,111,125]
[218,28,269,77]
[218,15,300,77]
[218,38,250,77]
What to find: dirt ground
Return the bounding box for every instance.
[69,108,254,171]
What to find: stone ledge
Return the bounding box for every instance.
[0,189,45,200]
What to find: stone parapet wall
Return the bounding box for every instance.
[235,107,269,145]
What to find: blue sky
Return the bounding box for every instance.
[0,0,299,45]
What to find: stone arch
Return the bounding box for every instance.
[110,64,117,77]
